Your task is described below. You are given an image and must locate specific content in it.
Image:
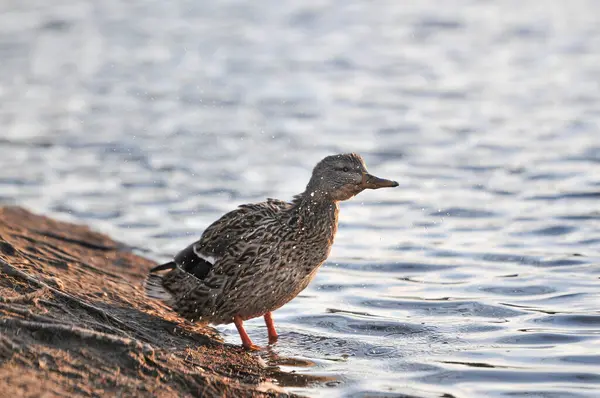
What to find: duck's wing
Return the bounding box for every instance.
[148,198,293,319]
[172,198,291,280]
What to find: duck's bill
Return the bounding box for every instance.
[361,173,399,189]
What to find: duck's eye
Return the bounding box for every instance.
[342,167,349,172]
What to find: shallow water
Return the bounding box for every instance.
[1,0,600,396]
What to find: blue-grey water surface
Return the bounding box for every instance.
[1,0,600,396]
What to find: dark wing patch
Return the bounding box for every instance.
[174,242,214,280]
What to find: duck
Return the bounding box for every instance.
[144,153,398,350]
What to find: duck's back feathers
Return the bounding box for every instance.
[195,198,291,259]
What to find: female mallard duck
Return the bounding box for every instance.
[145,153,398,350]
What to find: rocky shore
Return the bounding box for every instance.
[0,207,301,397]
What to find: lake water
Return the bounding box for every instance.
[1,0,600,396]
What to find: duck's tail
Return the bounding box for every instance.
[144,261,176,305]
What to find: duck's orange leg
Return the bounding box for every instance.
[234,316,260,351]
[264,312,278,344]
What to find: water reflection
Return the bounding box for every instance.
[260,349,339,389]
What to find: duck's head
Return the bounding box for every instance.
[307,153,398,201]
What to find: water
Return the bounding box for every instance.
[1,0,599,396]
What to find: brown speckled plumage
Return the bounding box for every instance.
[145,153,398,349]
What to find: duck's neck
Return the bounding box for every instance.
[292,189,339,245]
